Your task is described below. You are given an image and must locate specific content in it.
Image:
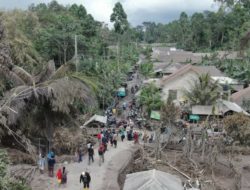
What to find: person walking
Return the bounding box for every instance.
[122,102,127,110]
[87,141,91,149]
[62,166,68,185]
[113,133,118,148]
[80,171,91,190]
[88,145,94,165]
[78,146,83,163]
[48,154,55,177]
[102,135,108,151]
[97,132,102,145]
[121,130,125,142]
[38,153,46,174]
[74,149,78,162]
[56,168,62,185]
[98,144,105,166]
[134,131,139,144]
[109,132,114,147]
[131,86,134,94]
[143,132,149,144]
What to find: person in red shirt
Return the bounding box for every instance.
[56,168,62,185]
[97,132,102,145]
[134,132,139,144]
[98,144,105,166]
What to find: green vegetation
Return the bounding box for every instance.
[134,1,250,53]
[0,150,30,190]
[0,1,139,181]
[141,46,153,59]
[138,83,163,116]
[0,0,139,109]
[110,2,129,35]
[201,55,250,84]
[139,62,154,78]
[184,73,220,105]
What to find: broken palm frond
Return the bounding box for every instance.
[0,119,36,162]
[1,77,97,125]
[0,75,97,159]
[12,65,33,85]
[46,77,97,113]
[0,65,26,86]
[160,160,191,180]
[34,60,55,83]
[52,127,92,155]
[71,73,100,93]
[51,62,75,79]
[9,165,37,184]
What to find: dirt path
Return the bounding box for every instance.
[31,140,136,190]
[31,56,143,190]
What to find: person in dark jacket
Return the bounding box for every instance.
[62,166,67,184]
[88,145,94,165]
[47,153,55,177]
[80,171,91,190]
[102,136,108,151]
[78,146,83,163]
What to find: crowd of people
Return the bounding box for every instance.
[36,68,147,190]
[37,118,155,190]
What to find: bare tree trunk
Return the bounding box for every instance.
[155,128,161,160]
[201,129,206,162]
[117,39,120,72]
[63,47,67,64]
[189,129,194,159]
[221,32,224,46]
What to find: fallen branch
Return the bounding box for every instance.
[160,160,191,180]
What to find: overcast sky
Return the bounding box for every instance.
[0,0,219,26]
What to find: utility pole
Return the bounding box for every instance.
[75,35,79,72]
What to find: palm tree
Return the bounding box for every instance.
[139,83,163,116]
[185,73,220,105]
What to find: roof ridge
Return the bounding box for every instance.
[231,86,250,99]
[161,64,196,85]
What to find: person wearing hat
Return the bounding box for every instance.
[80,170,91,190]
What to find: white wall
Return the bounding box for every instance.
[161,70,198,102]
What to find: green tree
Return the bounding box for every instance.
[185,73,220,105]
[178,12,192,50]
[110,2,128,35]
[215,0,250,8]
[143,22,157,43]
[138,83,163,116]
[191,13,211,50]
[139,62,153,78]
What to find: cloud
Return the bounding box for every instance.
[0,0,218,26]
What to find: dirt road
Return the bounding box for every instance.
[31,140,136,190]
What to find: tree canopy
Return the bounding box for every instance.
[132,3,250,53]
[138,83,163,116]
[110,2,129,35]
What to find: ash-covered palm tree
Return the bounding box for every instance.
[185,73,220,105]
